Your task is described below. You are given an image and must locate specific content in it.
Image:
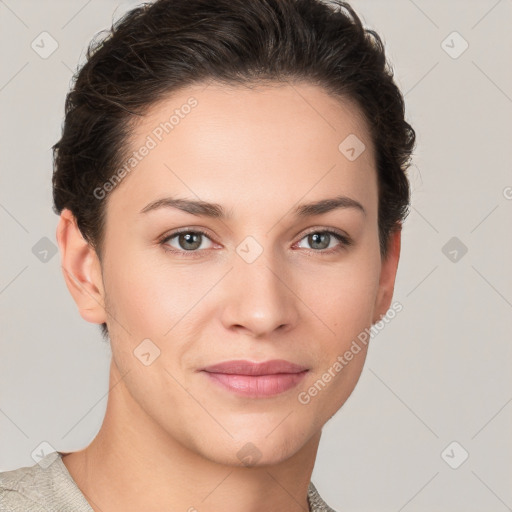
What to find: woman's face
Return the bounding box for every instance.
[88,82,399,465]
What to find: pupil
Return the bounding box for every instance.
[180,232,201,250]
[310,232,329,250]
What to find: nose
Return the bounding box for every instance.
[219,248,300,338]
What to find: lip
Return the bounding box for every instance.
[201,359,309,398]
[201,359,309,375]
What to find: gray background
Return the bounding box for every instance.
[1,1,511,511]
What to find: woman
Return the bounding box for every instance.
[0,0,415,510]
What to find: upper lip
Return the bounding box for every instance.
[201,359,309,376]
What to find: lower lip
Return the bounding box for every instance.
[202,371,308,398]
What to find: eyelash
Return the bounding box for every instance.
[158,227,353,258]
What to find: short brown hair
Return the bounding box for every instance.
[52,0,416,340]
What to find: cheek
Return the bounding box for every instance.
[300,248,380,412]
[105,248,193,334]
[296,250,381,341]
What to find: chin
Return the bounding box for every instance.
[193,426,312,468]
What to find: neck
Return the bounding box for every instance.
[61,361,321,512]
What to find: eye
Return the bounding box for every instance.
[159,227,352,257]
[160,229,215,255]
[295,229,352,254]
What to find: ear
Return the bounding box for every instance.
[372,226,402,324]
[55,208,107,325]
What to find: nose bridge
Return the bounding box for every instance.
[220,236,298,336]
[237,243,280,295]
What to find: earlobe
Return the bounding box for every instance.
[373,227,402,324]
[55,208,107,325]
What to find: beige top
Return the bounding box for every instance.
[0,451,337,511]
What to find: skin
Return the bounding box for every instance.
[56,81,401,512]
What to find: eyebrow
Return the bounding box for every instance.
[139,194,366,218]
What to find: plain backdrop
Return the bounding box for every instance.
[1,1,511,511]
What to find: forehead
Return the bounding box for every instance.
[134,80,372,152]
[108,81,377,219]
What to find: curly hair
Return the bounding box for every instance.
[52,0,416,341]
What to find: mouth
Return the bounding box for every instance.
[201,359,309,398]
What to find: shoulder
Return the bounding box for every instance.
[0,451,92,512]
[0,452,57,512]
[307,481,339,512]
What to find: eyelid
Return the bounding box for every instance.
[293,227,353,254]
[297,225,352,242]
[158,227,216,246]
